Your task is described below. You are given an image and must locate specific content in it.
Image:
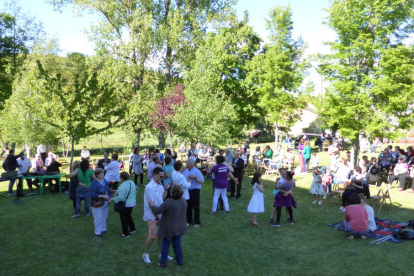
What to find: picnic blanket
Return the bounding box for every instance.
[328,218,409,243]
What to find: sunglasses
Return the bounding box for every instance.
[158,175,164,179]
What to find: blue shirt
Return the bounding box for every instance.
[183,166,204,190]
[162,164,174,187]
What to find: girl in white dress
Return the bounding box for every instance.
[247,173,265,225]
[309,168,324,205]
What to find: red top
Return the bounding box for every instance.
[345,205,368,232]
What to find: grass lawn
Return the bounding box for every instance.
[1,144,413,275]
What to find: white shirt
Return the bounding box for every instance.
[172,170,191,200]
[143,179,165,221]
[17,158,32,174]
[81,149,90,159]
[104,160,120,182]
[37,145,46,154]
[365,205,376,232]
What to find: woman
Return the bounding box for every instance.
[263,145,273,159]
[328,140,340,156]
[208,155,238,213]
[70,159,95,218]
[272,171,297,226]
[302,140,312,173]
[104,153,121,190]
[90,168,112,237]
[69,160,80,212]
[344,193,369,239]
[252,146,262,164]
[162,156,174,198]
[132,148,144,186]
[340,166,365,211]
[109,172,136,238]
[297,139,304,172]
[149,184,187,267]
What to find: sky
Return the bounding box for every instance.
[2,0,337,92]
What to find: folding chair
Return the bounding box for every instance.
[371,182,393,213]
[331,180,349,203]
[265,161,279,176]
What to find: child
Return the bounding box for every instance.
[270,168,286,224]
[272,171,297,227]
[247,173,265,226]
[311,152,319,169]
[310,168,324,205]
[322,168,333,198]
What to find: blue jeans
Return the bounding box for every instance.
[343,220,369,236]
[75,186,90,215]
[8,179,16,194]
[303,158,310,172]
[160,235,183,266]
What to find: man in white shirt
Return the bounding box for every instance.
[104,153,120,190]
[17,154,34,191]
[81,146,90,160]
[37,144,47,164]
[142,167,170,264]
[172,161,191,200]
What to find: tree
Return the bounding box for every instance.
[47,0,236,149]
[245,5,309,148]
[317,0,414,166]
[33,53,125,169]
[150,84,185,148]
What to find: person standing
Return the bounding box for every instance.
[104,153,121,190]
[3,149,24,196]
[17,153,32,190]
[183,158,204,228]
[70,159,95,218]
[37,144,47,164]
[247,173,265,225]
[96,151,111,170]
[302,140,312,173]
[148,184,187,267]
[297,139,304,172]
[172,161,191,200]
[243,141,250,162]
[142,167,171,264]
[132,148,144,186]
[230,152,244,199]
[89,168,112,237]
[147,156,160,184]
[81,146,90,160]
[109,172,137,238]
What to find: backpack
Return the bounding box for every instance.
[393,227,414,240]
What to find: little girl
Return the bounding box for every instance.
[311,152,319,169]
[309,168,324,205]
[322,168,333,199]
[247,173,265,226]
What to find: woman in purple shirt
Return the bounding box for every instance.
[298,139,304,172]
[209,155,238,213]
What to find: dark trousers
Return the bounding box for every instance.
[160,235,183,266]
[134,173,143,185]
[40,152,47,164]
[230,171,243,197]
[276,207,293,223]
[187,189,201,225]
[119,207,135,236]
[212,180,223,210]
[25,178,36,190]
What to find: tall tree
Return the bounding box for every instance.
[317,0,414,166]
[47,0,236,149]
[246,5,309,148]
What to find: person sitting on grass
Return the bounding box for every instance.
[344,193,369,239]
[360,195,376,232]
[247,173,265,226]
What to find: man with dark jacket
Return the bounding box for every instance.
[3,150,24,195]
[230,152,245,199]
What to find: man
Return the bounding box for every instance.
[81,146,90,160]
[46,158,62,192]
[378,148,392,173]
[37,144,47,164]
[3,149,24,195]
[359,155,371,173]
[187,144,197,161]
[172,161,191,201]
[147,156,160,184]
[17,153,33,191]
[230,152,244,199]
[96,151,111,170]
[183,158,204,228]
[155,148,164,164]
[142,167,170,264]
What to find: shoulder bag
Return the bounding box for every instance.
[114,181,132,213]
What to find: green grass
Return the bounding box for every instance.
[1,144,414,275]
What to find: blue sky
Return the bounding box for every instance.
[3,0,337,90]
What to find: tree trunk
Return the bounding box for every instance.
[0,141,8,156]
[168,131,173,149]
[61,136,66,159]
[158,132,166,150]
[70,137,75,172]
[25,144,30,158]
[133,128,142,149]
[353,134,360,169]
[11,143,16,152]
[274,124,279,150]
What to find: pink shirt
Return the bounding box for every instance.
[345,205,368,232]
[394,162,408,174]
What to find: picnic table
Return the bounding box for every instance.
[22,173,65,195]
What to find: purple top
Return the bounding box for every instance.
[210,164,229,189]
[298,144,304,156]
[277,178,295,191]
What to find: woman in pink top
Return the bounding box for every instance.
[297,139,304,172]
[344,193,369,239]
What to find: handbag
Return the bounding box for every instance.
[91,197,105,208]
[114,181,132,213]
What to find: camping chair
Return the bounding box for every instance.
[322,140,329,151]
[371,182,393,213]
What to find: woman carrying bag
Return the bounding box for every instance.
[109,172,137,238]
[90,168,112,237]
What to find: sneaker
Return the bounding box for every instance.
[142,253,151,264]
[271,222,281,227]
[71,214,80,219]
[312,200,317,204]
[130,231,137,234]
[101,230,108,234]
[8,192,15,196]
[186,223,190,227]
[158,254,174,261]
[251,221,260,226]
[194,224,200,228]
[85,213,91,216]
[225,210,230,213]
[318,201,322,205]
[348,235,354,240]
[339,206,345,211]
[323,195,327,199]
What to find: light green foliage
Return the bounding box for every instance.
[317,0,414,164]
[246,5,308,130]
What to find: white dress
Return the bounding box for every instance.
[247,183,265,213]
